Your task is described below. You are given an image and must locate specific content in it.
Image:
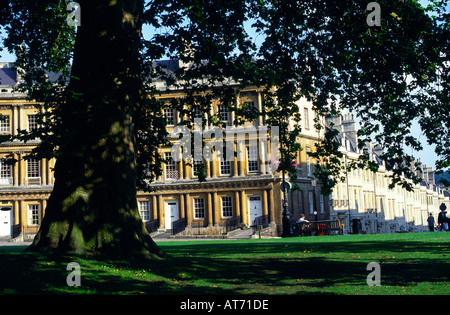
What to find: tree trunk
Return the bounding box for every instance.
[27,0,166,259]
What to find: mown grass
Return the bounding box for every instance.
[1,232,449,295]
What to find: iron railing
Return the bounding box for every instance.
[190,220,207,235]
[145,219,160,234]
[219,216,241,234]
[165,170,179,180]
[12,224,21,239]
[25,177,41,185]
[252,215,269,228]
[296,220,344,236]
[172,218,187,235]
[251,215,270,235]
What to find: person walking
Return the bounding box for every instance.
[427,213,435,232]
[438,204,449,231]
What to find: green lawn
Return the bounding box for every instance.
[1,232,450,295]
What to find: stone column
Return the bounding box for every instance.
[207,192,213,226]
[211,158,218,178]
[13,200,19,225]
[263,189,269,217]
[269,187,275,223]
[19,200,26,227]
[12,106,18,136]
[260,141,266,175]
[185,193,192,226]
[152,195,158,221]
[257,90,263,126]
[157,195,164,229]
[41,199,47,217]
[41,158,47,185]
[238,142,246,176]
[18,153,24,186]
[13,152,19,186]
[234,191,241,221]
[205,159,211,178]
[233,142,238,176]
[180,194,185,219]
[213,191,220,225]
[17,106,22,134]
[240,190,247,225]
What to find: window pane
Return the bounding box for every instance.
[138,201,150,221]
[221,196,233,217]
[164,108,174,125]
[247,146,258,172]
[27,115,37,131]
[306,147,311,176]
[165,152,178,179]
[0,115,10,133]
[218,105,228,122]
[220,160,231,175]
[194,198,205,219]
[28,204,40,225]
[304,108,309,129]
[27,159,39,178]
[192,106,202,119]
[0,159,11,178]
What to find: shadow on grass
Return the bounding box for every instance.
[1,235,449,295]
[149,246,449,293]
[158,235,450,257]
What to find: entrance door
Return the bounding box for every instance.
[248,196,262,226]
[165,201,179,230]
[0,207,12,237]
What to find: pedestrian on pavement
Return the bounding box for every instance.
[427,213,435,232]
[438,204,449,231]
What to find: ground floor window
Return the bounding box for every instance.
[28,204,40,225]
[308,191,314,214]
[194,198,205,219]
[138,200,150,221]
[221,196,233,217]
[320,194,324,213]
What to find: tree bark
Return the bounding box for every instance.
[27,0,166,259]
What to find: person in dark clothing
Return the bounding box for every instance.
[427,213,435,232]
[438,204,449,231]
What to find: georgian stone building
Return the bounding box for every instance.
[328,114,450,234]
[135,61,329,237]
[0,63,56,239]
[1,60,447,240]
[0,61,328,239]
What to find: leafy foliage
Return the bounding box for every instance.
[1,0,449,196]
[145,0,449,194]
